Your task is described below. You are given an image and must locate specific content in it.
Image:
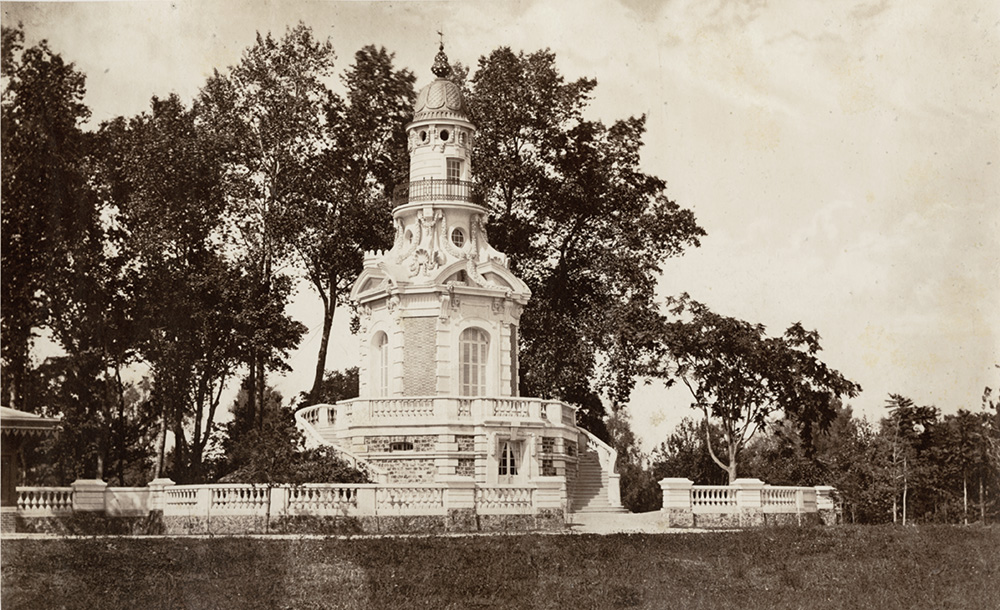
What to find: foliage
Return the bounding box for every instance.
[301,367,360,406]
[196,23,324,425]
[1,24,93,411]
[212,383,367,485]
[655,294,861,482]
[650,417,729,486]
[463,48,705,430]
[292,45,413,402]
[606,410,660,512]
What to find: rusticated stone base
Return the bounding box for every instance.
[17,512,165,535]
[478,514,536,532]
[1,508,16,533]
[660,508,695,527]
[12,508,566,536]
[446,508,477,532]
[534,508,567,531]
[269,515,366,536]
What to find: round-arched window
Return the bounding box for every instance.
[440,129,450,141]
[372,332,389,397]
[460,327,489,397]
[451,228,465,247]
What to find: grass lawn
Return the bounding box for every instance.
[2,525,998,609]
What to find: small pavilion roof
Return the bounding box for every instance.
[1,406,60,437]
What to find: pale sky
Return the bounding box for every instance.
[4,0,998,451]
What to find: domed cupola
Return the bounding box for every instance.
[411,45,470,123]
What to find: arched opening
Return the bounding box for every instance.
[372,331,389,397]
[459,327,489,397]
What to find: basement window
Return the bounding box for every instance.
[390,441,414,452]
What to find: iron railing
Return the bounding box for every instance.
[393,178,484,207]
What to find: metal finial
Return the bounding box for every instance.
[431,33,451,78]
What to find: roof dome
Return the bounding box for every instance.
[412,44,470,123]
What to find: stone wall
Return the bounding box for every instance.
[365,435,436,453]
[402,317,436,395]
[456,458,476,477]
[380,458,436,483]
[456,435,475,452]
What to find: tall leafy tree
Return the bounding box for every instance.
[882,394,939,524]
[1,25,93,411]
[655,294,861,483]
[463,48,705,427]
[196,23,327,424]
[294,45,414,403]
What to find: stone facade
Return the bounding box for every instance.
[364,435,437,453]
[456,458,476,477]
[381,458,437,483]
[456,435,475,452]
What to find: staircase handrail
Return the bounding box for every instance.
[295,403,388,484]
[578,427,619,474]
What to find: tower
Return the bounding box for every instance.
[351,44,531,401]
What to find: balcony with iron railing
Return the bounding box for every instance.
[392,178,484,208]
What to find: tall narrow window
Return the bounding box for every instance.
[460,327,489,396]
[499,441,519,476]
[373,332,389,397]
[447,158,462,182]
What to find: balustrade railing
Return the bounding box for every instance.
[370,397,436,418]
[490,398,531,418]
[475,486,534,514]
[691,486,737,511]
[211,485,269,513]
[393,178,484,207]
[16,487,73,515]
[287,485,362,514]
[376,485,446,515]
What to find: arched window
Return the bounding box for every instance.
[372,332,389,397]
[459,327,489,396]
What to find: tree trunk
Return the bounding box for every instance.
[308,282,335,403]
[115,363,127,486]
[980,475,986,524]
[963,472,968,525]
[153,400,167,480]
[902,456,908,526]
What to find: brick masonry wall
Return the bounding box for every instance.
[456,458,476,477]
[402,317,436,395]
[456,435,475,452]
[381,458,436,483]
[365,435,436,452]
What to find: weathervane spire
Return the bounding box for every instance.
[431,31,451,78]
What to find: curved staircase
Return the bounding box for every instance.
[570,449,627,514]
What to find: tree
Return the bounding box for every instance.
[882,394,938,525]
[196,23,328,425]
[1,24,93,411]
[606,410,660,512]
[650,417,729,486]
[293,46,414,404]
[463,48,705,428]
[655,294,861,483]
[302,367,360,406]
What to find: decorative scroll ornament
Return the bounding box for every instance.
[395,213,423,264]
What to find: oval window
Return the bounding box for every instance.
[420,130,427,142]
[451,228,465,247]
[440,129,450,141]
[460,132,466,145]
